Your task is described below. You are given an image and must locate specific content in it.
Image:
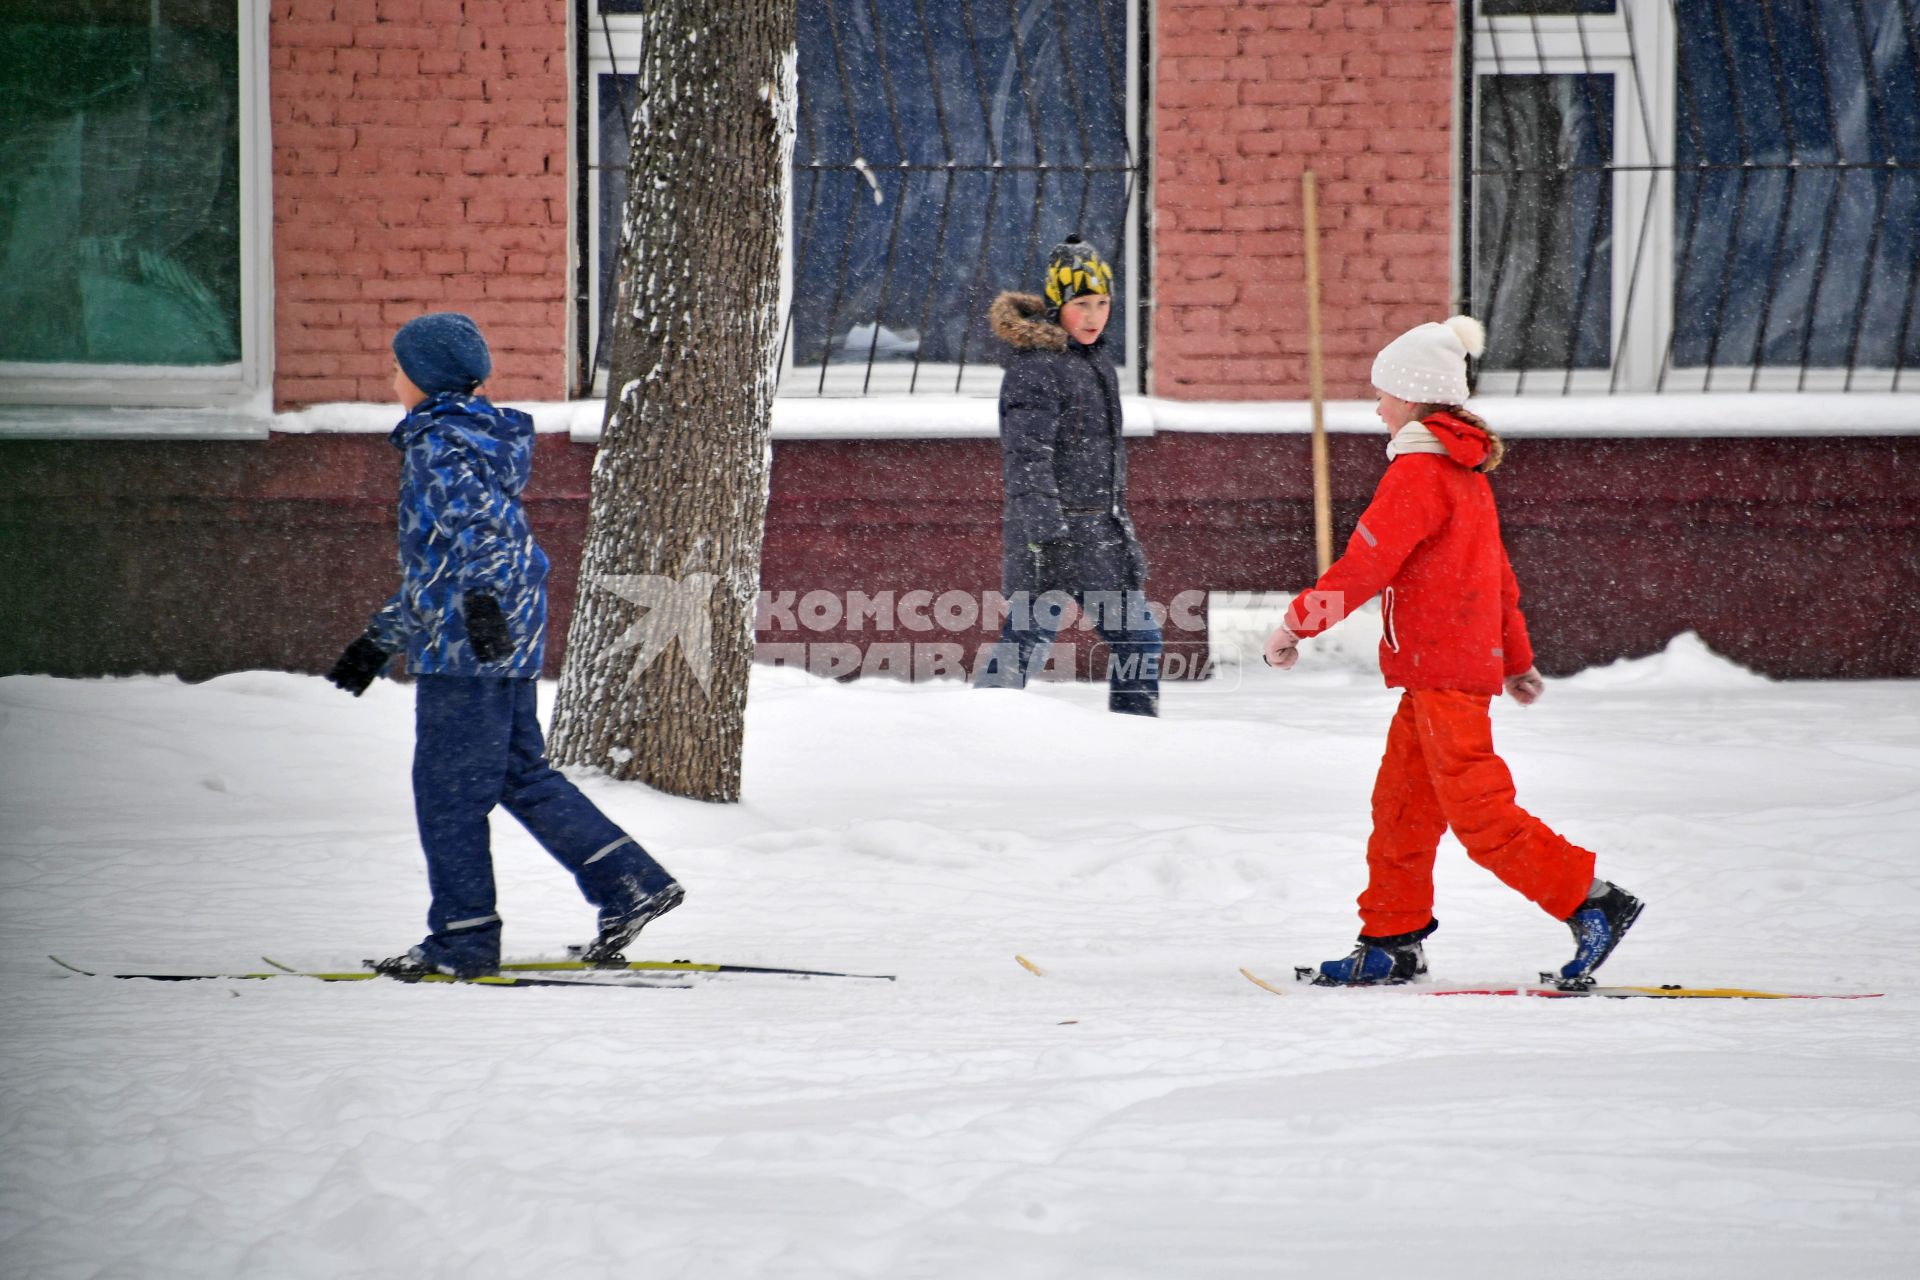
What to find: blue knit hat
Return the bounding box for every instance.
[392,312,491,395]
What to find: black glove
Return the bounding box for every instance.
[327,634,390,697]
[465,593,513,663]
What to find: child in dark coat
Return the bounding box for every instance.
[327,312,682,979]
[976,236,1162,716]
[1264,316,1643,988]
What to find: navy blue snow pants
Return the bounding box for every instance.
[411,675,675,972]
[974,589,1164,709]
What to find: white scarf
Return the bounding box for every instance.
[1386,422,1450,461]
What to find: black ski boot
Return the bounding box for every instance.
[366,949,434,980]
[1302,919,1437,986]
[1555,882,1644,987]
[577,882,685,965]
[366,947,498,981]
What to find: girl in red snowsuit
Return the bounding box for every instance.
[1264,316,1642,987]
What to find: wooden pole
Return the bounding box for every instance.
[1302,170,1332,576]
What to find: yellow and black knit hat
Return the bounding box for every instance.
[1043,236,1115,313]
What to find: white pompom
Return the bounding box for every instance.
[1444,314,1486,358]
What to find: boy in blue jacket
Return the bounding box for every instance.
[328,312,682,979]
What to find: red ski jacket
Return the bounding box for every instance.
[1284,412,1534,695]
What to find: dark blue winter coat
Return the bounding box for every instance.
[990,292,1148,595]
[366,392,550,676]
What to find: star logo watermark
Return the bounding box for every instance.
[590,553,720,693]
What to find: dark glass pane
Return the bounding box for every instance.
[1473,74,1614,371]
[788,165,1129,376]
[0,0,241,366]
[596,73,639,372]
[1673,0,1920,368]
[1480,2,1615,14]
[792,0,1132,370]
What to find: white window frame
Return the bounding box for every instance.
[581,0,1143,401]
[1470,0,1909,394]
[0,0,273,413]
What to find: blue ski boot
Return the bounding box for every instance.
[1556,882,1644,987]
[1306,919,1437,986]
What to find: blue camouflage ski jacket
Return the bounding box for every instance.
[366,392,550,677]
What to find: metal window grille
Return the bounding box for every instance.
[575,0,1144,399]
[1461,0,1920,394]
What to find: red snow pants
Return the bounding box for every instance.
[1359,689,1595,937]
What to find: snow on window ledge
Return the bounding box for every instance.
[0,405,271,441]
[1461,393,1919,438]
[564,395,1154,442]
[4,392,1909,443]
[1148,394,1918,438]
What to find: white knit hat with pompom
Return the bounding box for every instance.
[1370,315,1486,405]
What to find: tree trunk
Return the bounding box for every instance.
[548,2,796,802]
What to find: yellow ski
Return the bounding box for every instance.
[1243,966,1881,1000]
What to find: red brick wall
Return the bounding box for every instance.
[270,0,571,408]
[1152,0,1458,400]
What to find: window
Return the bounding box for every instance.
[0,0,269,409]
[1475,73,1615,372]
[1464,0,1920,393]
[579,0,1143,398]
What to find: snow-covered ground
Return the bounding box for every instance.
[3,638,1917,1278]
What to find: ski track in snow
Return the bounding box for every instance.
[2,646,1918,1278]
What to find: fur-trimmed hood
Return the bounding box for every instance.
[989,291,1069,353]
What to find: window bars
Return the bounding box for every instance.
[1462,0,1920,394]
[579,0,1142,398]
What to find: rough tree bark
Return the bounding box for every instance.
[548,2,797,802]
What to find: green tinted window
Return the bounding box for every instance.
[0,1,241,367]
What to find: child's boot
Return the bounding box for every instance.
[1313,919,1436,986]
[1556,882,1643,986]
[1109,690,1159,717]
[367,943,498,981]
[578,881,685,964]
